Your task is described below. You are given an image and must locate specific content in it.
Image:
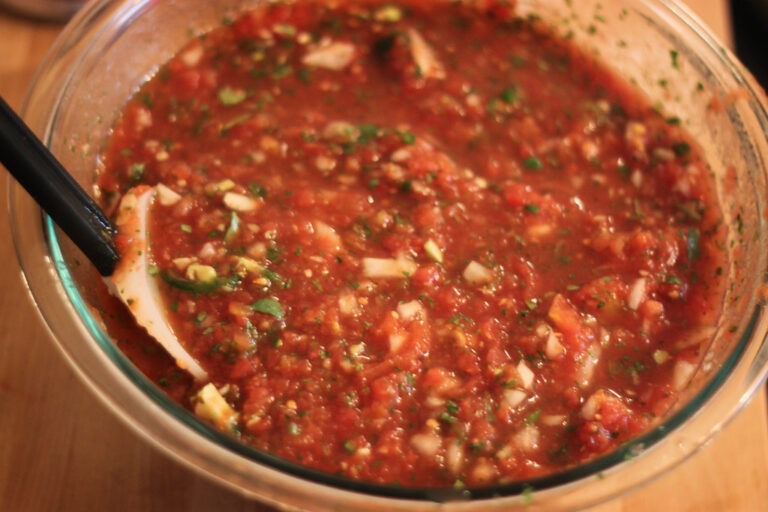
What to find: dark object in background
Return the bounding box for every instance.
[0,0,87,21]
[732,0,768,89]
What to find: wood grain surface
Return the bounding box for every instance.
[1,2,767,511]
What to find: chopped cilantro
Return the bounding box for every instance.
[524,204,540,214]
[396,130,416,145]
[525,409,541,425]
[672,141,691,157]
[523,156,542,170]
[499,86,518,104]
[272,63,293,79]
[251,298,284,319]
[670,49,680,69]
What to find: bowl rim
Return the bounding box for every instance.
[9,0,768,507]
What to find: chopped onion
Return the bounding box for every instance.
[514,425,540,453]
[323,121,357,142]
[223,192,259,212]
[185,263,217,282]
[338,294,359,316]
[517,360,535,390]
[544,331,565,359]
[446,441,464,475]
[391,147,411,162]
[503,388,527,408]
[302,41,356,70]
[471,461,496,483]
[407,28,445,79]
[410,432,442,457]
[673,360,696,391]
[627,277,646,311]
[424,395,445,408]
[156,183,181,205]
[581,392,601,421]
[180,44,204,67]
[397,300,423,321]
[362,256,417,279]
[389,333,405,353]
[198,242,216,259]
[423,239,444,263]
[653,349,671,365]
[172,257,196,271]
[194,383,237,431]
[577,344,601,388]
[541,414,567,427]
[313,220,343,253]
[463,260,493,284]
[234,256,262,276]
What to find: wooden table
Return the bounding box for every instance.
[1,2,766,511]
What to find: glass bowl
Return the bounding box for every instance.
[9,0,768,509]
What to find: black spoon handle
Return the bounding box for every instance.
[0,95,118,276]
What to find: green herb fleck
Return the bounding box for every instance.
[524,204,540,214]
[525,409,541,425]
[523,156,542,171]
[218,87,247,106]
[129,162,146,184]
[670,49,680,69]
[251,298,284,319]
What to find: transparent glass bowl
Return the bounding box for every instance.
[9,0,768,509]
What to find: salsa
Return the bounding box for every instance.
[98,0,725,487]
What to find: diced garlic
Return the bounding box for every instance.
[302,41,356,70]
[223,192,259,212]
[463,260,493,284]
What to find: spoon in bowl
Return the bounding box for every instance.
[0,95,208,381]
